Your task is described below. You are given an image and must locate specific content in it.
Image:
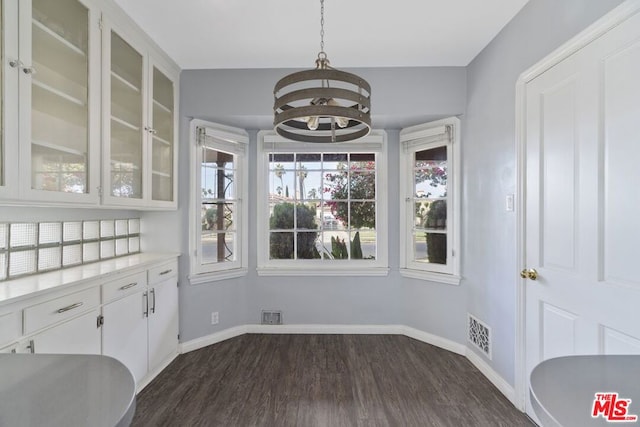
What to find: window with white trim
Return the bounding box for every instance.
[189,120,248,283]
[400,118,461,285]
[257,131,388,276]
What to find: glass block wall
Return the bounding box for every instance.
[0,218,140,281]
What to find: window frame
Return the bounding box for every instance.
[399,117,461,285]
[189,119,249,284]
[256,130,389,277]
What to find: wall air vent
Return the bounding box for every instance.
[261,310,283,325]
[468,313,491,359]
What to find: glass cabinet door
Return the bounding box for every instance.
[109,31,144,199]
[1,1,4,189]
[150,66,174,202]
[30,0,89,193]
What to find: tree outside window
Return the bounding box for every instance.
[267,153,377,261]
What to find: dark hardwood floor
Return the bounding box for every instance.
[133,334,534,427]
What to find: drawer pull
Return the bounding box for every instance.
[119,282,138,291]
[159,269,173,276]
[56,302,84,314]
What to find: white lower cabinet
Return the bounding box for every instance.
[0,343,18,353]
[0,254,179,389]
[0,311,21,349]
[101,259,178,387]
[27,308,102,355]
[102,290,149,383]
[148,276,178,372]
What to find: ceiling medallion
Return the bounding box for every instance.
[273,0,371,143]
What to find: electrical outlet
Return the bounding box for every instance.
[211,311,219,325]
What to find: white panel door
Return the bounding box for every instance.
[524,9,640,420]
[102,291,148,385]
[147,278,178,372]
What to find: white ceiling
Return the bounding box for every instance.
[112,0,530,70]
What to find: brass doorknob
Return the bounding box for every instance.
[520,268,538,280]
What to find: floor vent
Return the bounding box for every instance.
[261,310,283,325]
[468,313,491,359]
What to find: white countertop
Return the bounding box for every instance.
[530,355,640,427]
[0,354,136,427]
[0,252,179,307]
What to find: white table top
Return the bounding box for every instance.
[0,354,136,427]
[530,355,640,427]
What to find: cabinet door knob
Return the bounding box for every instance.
[9,59,23,69]
[22,66,37,75]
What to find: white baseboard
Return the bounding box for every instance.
[179,325,248,353]
[137,351,179,393]
[247,323,401,335]
[179,323,514,405]
[465,347,516,406]
[400,325,467,355]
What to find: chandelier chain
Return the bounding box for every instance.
[320,0,325,53]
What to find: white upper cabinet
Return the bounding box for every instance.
[104,27,146,204]
[0,0,19,199]
[149,63,176,204]
[0,0,178,209]
[18,0,101,204]
[102,20,178,209]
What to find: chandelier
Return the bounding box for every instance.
[273,0,372,143]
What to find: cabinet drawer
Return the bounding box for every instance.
[23,287,100,335]
[102,271,147,303]
[0,311,21,348]
[148,260,178,285]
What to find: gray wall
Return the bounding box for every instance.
[180,67,467,130]
[167,67,467,341]
[462,0,624,385]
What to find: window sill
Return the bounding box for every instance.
[399,268,461,285]
[188,268,248,285]
[257,267,390,277]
